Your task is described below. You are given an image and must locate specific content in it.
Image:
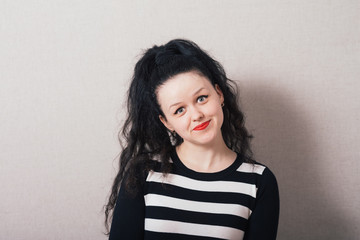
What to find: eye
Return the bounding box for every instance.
[197,95,208,103]
[175,107,185,115]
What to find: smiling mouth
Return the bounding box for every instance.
[193,120,211,131]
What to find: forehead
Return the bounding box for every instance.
[156,71,214,102]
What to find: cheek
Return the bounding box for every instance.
[208,102,223,116]
[210,104,224,124]
[167,117,188,132]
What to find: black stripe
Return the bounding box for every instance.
[144,230,227,240]
[145,182,255,209]
[227,171,260,185]
[146,206,248,231]
[149,167,260,185]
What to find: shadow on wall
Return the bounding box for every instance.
[242,79,355,240]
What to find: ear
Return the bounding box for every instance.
[215,84,224,103]
[159,115,174,132]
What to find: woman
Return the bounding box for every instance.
[105,39,279,240]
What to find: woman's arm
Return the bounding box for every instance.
[108,179,145,240]
[243,167,280,240]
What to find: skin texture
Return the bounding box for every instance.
[157,70,237,172]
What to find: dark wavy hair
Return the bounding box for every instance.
[104,39,254,232]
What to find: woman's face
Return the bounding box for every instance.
[157,71,224,147]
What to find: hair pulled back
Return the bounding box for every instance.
[104,39,254,232]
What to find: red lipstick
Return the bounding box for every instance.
[193,120,211,131]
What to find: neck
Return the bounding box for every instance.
[176,137,236,173]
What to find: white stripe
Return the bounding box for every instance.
[145,194,251,218]
[237,163,266,175]
[145,218,244,240]
[147,171,257,198]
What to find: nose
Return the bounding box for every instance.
[191,106,204,121]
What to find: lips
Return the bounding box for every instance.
[193,120,211,131]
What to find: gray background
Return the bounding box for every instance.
[1,0,359,239]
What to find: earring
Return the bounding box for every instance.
[221,102,225,107]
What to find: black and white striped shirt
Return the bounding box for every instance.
[109,151,279,240]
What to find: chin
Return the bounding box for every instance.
[193,134,219,146]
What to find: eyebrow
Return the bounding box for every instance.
[168,87,206,110]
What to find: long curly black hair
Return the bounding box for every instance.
[104,39,254,232]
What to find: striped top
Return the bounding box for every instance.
[109,151,279,240]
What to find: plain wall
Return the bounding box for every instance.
[1,0,359,239]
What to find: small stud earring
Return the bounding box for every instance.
[221,102,225,107]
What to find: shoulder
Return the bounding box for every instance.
[237,161,278,191]
[255,162,277,184]
[249,162,278,200]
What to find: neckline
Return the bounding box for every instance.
[170,149,243,181]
